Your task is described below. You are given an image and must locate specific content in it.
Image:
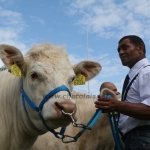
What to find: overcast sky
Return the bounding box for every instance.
[0,0,150,95]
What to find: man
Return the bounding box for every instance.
[95,35,150,150]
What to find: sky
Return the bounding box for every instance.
[0,0,150,95]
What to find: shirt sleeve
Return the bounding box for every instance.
[139,72,150,106]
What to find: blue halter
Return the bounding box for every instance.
[22,85,71,138]
[22,85,104,143]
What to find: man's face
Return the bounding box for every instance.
[117,38,142,68]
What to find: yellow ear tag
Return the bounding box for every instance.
[74,74,86,85]
[11,63,22,77]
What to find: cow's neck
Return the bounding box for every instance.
[3,73,46,149]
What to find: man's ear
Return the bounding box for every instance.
[138,43,144,55]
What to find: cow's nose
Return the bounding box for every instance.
[55,100,76,114]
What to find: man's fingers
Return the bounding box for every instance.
[95,105,109,109]
[97,97,113,102]
[94,101,109,106]
[95,104,109,109]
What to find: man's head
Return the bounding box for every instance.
[100,82,119,95]
[118,35,146,68]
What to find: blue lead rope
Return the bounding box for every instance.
[104,94,123,150]
[74,109,102,138]
[61,109,102,143]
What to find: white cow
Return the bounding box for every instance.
[32,89,121,150]
[0,43,101,150]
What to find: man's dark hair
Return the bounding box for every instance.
[119,35,146,54]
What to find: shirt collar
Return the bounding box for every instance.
[128,58,149,79]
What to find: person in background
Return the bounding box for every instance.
[95,35,150,150]
[100,82,121,150]
[100,82,120,96]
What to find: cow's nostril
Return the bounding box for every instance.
[55,100,76,114]
[55,102,63,110]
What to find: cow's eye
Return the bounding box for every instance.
[31,72,38,79]
[72,76,76,81]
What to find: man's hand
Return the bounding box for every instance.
[94,95,120,113]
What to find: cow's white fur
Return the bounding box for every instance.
[32,89,121,150]
[0,43,101,150]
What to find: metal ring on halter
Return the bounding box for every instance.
[62,110,74,116]
[72,122,91,130]
[61,134,77,143]
[62,110,76,123]
[62,110,91,130]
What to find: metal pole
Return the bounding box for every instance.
[86,26,89,94]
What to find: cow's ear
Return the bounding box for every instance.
[100,88,117,99]
[0,44,26,73]
[73,61,102,81]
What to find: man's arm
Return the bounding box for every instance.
[94,97,150,120]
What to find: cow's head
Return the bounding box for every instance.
[0,43,101,131]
